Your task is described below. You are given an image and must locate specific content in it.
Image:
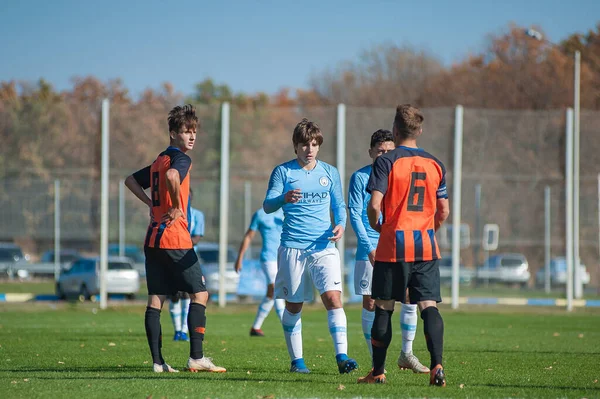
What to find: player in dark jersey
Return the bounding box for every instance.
[358,104,450,386]
[125,104,225,373]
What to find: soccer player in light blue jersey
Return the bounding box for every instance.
[348,129,429,374]
[234,207,285,336]
[263,118,358,375]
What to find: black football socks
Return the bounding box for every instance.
[144,307,164,365]
[371,307,394,376]
[421,306,444,369]
[188,302,207,359]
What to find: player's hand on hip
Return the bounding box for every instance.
[368,250,376,266]
[161,207,184,226]
[284,189,302,204]
[328,225,344,242]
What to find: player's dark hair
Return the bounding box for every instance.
[292,118,323,149]
[393,104,423,139]
[370,129,394,149]
[168,104,199,134]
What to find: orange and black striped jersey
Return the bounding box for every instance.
[133,146,193,249]
[367,146,448,262]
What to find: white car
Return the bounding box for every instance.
[195,243,240,295]
[535,257,591,287]
[56,256,140,301]
[476,253,531,286]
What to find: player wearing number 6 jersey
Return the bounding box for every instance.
[125,104,225,374]
[348,129,429,374]
[358,104,449,386]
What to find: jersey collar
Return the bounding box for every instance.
[397,145,423,151]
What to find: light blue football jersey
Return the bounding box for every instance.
[263,159,347,250]
[249,208,283,262]
[348,164,379,261]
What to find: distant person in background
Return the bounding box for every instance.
[234,207,285,337]
[170,189,205,341]
[348,129,429,373]
[187,189,205,247]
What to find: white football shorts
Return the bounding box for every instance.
[353,260,373,295]
[275,246,342,302]
[262,260,278,285]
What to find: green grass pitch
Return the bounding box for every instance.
[0,303,599,398]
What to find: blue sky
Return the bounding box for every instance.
[1,0,598,98]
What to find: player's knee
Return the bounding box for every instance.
[362,297,375,312]
[285,301,303,314]
[147,294,165,309]
[190,291,208,305]
[321,291,342,310]
[266,284,275,298]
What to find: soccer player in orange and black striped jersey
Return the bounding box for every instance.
[125,104,225,374]
[357,104,450,386]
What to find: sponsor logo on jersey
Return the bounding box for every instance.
[299,191,328,204]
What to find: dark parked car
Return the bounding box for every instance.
[0,242,29,277]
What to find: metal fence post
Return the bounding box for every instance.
[218,102,231,308]
[336,103,346,300]
[544,186,551,293]
[565,108,574,312]
[451,105,464,310]
[100,99,110,310]
[54,179,61,281]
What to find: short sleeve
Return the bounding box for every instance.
[436,160,448,199]
[170,152,192,183]
[367,156,392,195]
[132,165,151,189]
[249,211,261,231]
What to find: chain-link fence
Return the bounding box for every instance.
[1,103,599,300]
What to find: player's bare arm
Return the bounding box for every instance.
[367,191,384,233]
[234,229,256,273]
[125,175,152,208]
[434,198,450,231]
[162,168,184,226]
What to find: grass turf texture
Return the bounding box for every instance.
[0,303,599,398]
[3,280,600,300]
